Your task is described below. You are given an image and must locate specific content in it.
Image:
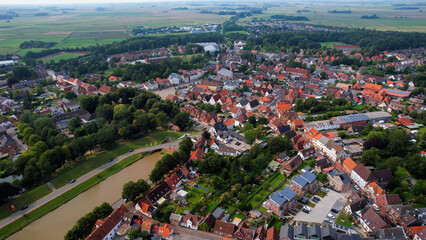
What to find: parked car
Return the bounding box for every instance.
[331,208,339,214]
[354,185,359,190]
[108,158,113,163]
[328,213,336,219]
[302,208,310,213]
[313,196,321,201]
[20,205,28,211]
[69,179,76,184]
[129,149,133,152]
[324,218,332,223]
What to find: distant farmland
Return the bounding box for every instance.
[39,51,90,63]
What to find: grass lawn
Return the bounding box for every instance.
[316,190,328,198]
[0,152,146,239]
[245,172,285,208]
[184,185,209,203]
[258,206,268,214]
[336,212,353,227]
[0,184,52,220]
[51,130,185,188]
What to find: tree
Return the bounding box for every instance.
[361,148,381,166]
[385,65,396,74]
[173,112,191,130]
[179,137,193,158]
[351,79,357,85]
[258,116,268,125]
[70,137,90,158]
[0,182,20,203]
[122,179,150,202]
[79,95,99,113]
[155,111,169,128]
[244,129,257,145]
[267,136,291,154]
[95,104,114,122]
[68,117,82,132]
[6,77,18,87]
[96,127,117,149]
[320,71,327,79]
[12,66,34,80]
[247,115,257,126]
[64,91,77,100]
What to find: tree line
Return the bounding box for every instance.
[19,40,57,49]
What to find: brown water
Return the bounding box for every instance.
[9,152,162,240]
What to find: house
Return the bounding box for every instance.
[281,155,303,175]
[279,224,294,240]
[276,151,290,163]
[217,68,234,80]
[376,227,407,240]
[407,226,426,240]
[181,214,203,230]
[143,79,159,91]
[213,220,235,238]
[156,224,173,240]
[246,99,259,112]
[290,171,318,196]
[0,135,20,158]
[376,194,402,213]
[342,157,357,175]
[212,207,225,220]
[388,205,419,226]
[328,169,351,192]
[168,73,182,85]
[298,147,315,160]
[85,205,129,240]
[141,220,156,234]
[98,84,115,95]
[267,186,297,216]
[169,213,182,226]
[351,164,373,190]
[255,226,267,240]
[234,222,255,240]
[224,118,235,130]
[267,227,279,240]
[359,208,388,234]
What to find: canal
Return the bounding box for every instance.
[9,152,162,240]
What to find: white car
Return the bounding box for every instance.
[354,185,360,190]
[328,213,336,219]
[324,218,332,223]
[303,206,311,211]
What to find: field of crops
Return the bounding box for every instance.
[0,1,424,55]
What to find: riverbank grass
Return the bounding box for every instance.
[0,152,146,239]
[0,184,52,220]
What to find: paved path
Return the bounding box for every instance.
[0,134,196,229]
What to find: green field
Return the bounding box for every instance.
[245,172,285,208]
[320,42,345,48]
[0,184,52,220]
[40,52,89,63]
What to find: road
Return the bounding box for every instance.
[171,225,222,240]
[0,134,196,229]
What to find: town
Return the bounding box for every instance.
[0,12,425,240]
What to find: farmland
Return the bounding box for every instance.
[0,1,425,56]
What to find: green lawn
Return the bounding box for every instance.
[0,152,146,240]
[51,130,185,188]
[336,212,353,227]
[0,184,52,220]
[245,172,285,208]
[395,166,408,179]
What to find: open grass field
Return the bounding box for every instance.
[39,52,90,62]
[0,184,52,220]
[245,172,285,208]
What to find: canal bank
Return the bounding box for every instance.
[8,151,163,240]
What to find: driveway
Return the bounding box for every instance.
[293,190,346,224]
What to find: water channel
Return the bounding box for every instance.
[9,152,162,240]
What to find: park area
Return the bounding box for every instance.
[0,130,187,221]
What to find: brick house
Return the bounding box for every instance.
[0,135,19,158]
[280,155,302,175]
[376,194,402,214]
[328,169,351,192]
[181,214,203,230]
[234,222,255,240]
[359,208,388,234]
[267,186,297,216]
[169,213,182,226]
[289,171,318,196]
[213,220,235,238]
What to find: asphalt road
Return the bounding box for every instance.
[0,135,194,229]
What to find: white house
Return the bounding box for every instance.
[181,214,203,230]
[350,164,372,190]
[168,73,182,86]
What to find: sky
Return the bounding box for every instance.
[0,0,167,5]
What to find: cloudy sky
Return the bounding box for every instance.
[0,0,165,5]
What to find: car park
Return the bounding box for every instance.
[302,208,310,213]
